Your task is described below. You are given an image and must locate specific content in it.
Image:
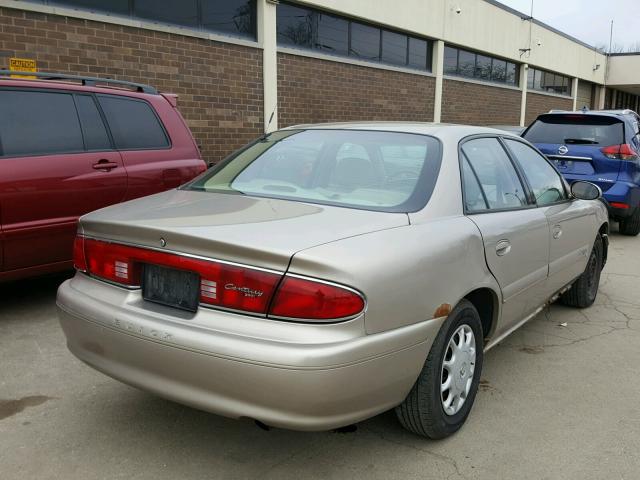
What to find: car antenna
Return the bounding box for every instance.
[261,108,276,141]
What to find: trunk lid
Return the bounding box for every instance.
[79,189,408,271]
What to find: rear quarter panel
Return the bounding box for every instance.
[288,216,501,335]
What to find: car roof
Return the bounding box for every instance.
[280,121,520,139]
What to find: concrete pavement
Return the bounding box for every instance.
[1,227,639,480]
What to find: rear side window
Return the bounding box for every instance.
[0,90,84,157]
[97,95,169,150]
[461,138,528,211]
[523,115,624,146]
[74,95,111,151]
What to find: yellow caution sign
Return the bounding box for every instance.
[9,57,37,79]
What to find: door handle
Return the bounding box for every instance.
[552,225,563,239]
[495,239,511,256]
[92,160,118,171]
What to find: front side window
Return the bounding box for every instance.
[461,138,528,211]
[97,95,169,150]
[504,139,567,206]
[0,90,84,157]
[185,130,442,212]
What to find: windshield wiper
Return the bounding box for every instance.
[564,138,598,145]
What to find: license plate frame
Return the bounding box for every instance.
[142,264,200,313]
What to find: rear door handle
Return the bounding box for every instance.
[93,160,118,171]
[552,225,563,239]
[495,239,511,256]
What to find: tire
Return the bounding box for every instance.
[619,208,640,236]
[561,235,603,308]
[395,300,483,439]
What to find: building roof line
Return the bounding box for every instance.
[482,0,599,52]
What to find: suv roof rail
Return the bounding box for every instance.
[0,70,158,94]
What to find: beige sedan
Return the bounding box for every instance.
[57,123,608,438]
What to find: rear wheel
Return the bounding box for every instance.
[561,235,603,308]
[619,208,640,236]
[395,300,483,439]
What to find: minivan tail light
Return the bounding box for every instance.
[600,144,638,161]
[268,276,365,321]
[80,238,281,313]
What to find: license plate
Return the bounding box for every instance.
[553,159,573,170]
[142,264,200,312]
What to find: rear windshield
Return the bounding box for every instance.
[184,129,442,212]
[523,115,624,146]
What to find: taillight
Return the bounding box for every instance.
[268,276,365,321]
[80,238,365,320]
[73,235,87,272]
[84,239,141,287]
[81,238,280,313]
[601,144,639,161]
[610,202,630,209]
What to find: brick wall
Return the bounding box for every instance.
[0,7,263,164]
[441,79,521,126]
[524,92,573,125]
[277,53,435,127]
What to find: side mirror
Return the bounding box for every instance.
[571,181,602,201]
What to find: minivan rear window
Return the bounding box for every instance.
[523,114,624,146]
[185,129,442,213]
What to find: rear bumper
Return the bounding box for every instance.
[56,275,443,431]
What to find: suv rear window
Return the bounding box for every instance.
[0,90,84,157]
[523,114,624,146]
[97,95,169,150]
[185,129,442,212]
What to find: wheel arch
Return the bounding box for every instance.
[598,222,609,268]
[462,287,500,340]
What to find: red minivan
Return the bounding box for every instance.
[0,72,206,282]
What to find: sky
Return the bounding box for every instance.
[495,0,640,51]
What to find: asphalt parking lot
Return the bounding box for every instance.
[1,227,639,480]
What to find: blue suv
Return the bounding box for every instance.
[523,109,640,235]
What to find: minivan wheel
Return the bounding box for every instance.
[619,208,640,236]
[395,300,483,439]
[561,234,603,308]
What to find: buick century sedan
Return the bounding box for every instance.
[57,123,608,438]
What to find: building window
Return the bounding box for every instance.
[444,45,519,87]
[527,67,571,96]
[27,0,257,39]
[276,1,433,72]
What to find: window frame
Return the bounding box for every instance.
[527,66,572,96]
[444,45,519,87]
[0,86,116,159]
[96,94,173,152]
[34,0,258,40]
[458,134,538,216]
[276,0,433,72]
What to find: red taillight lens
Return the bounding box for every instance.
[610,202,630,209]
[82,238,281,313]
[268,276,365,321]
[601,144,639,161]
[73,235,87,272]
